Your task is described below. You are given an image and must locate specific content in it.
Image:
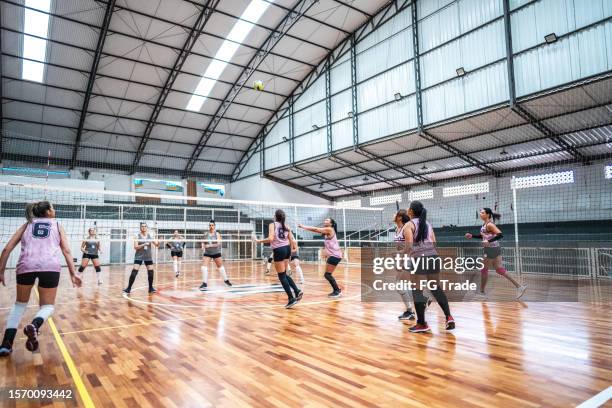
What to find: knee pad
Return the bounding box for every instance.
[78,266,84,273]
[480,268,489,277]
[495,268,506,276]
[95,266,101,272]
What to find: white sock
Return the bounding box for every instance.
[7,302,28,329]
[296,265,304,282]
[173,260,178,273]
[201,266,208,283]
[219,266,228,281]
[34,304,54,322]
[266,262,271,272]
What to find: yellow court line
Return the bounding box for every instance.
[34,288,95,408]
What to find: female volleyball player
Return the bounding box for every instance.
[465,208,527,299]
[255,211,302,308]
[290,239,305,285]
[166,230,185,278]
[199,220,232,290]
[298,218,342,297]
[404,201,455,333]
[123,222,159,294]
[0,201,81,356]
[79,227,102,285]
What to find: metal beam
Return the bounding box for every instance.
[502,0,516,107]
[131,0,218,173]
[293,166,362,195]
[289,97,295,164]
[0,0,3,162]
[411,0,423,133]
[350,34,359,146]
[325,57,333,154]
[329,155,404,188]
[419,130,496,173]
[511,104,586,161]
[184,0,318,176]
[264,174,332,201]
[356,147,430,183]
[232,0,413,181]
[70,0,115,169]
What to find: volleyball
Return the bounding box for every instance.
[253,80,264,91]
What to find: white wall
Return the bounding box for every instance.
[229,174,331,205]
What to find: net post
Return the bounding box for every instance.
[342,208,348,263]
[511,176,521,276]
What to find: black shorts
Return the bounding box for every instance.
[134,260,154,266]
[203,253,222,259]
[412,256,441,275]
[484,246,502,259]
[170,251,183,258]
[326,256,341,266]
[16,272,60,288]
[290,255,300,261]
[82,254,99,260]
[272,246,291,262]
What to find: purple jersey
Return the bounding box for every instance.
[408,218,437,257]
[324,231,342,259]
[16,218,62,275]
[394,224,406,251]
[480,222,500,247]
[271,222,289,249]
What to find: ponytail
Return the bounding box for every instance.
[25,201,52,223]
[396,209,409,224]
[482,207,501,222]
[409,201,428,243]
[328,218,338,234]
[275,209,288,234]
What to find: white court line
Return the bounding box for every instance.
[576,387,612,408]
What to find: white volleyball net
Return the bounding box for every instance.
[0,178,385,268]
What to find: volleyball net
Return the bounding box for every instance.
[0,179,386,268]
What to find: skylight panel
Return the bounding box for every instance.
[186,0,272,112]
[21,0,51,83]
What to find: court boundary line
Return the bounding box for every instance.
[34,288,95,408]
[576,386,612,408]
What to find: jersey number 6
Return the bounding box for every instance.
[32,222,51,238]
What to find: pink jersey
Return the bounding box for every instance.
[480,222,500,247]
[324,231,342,258]
[271,221,289,249]
[16,218,62,274]
[408,218,437,257]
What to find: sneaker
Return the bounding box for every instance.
[0,346,12,357]
[398,310,416,321]
[199,282,208,291]
[175,272,180,278]
[148,287,157,294]
[264,270,271,275]
[123,288,131,295]
[295,290,304,302]
[425,297,433,309]
[446,316,456,331]
[408,323,431,333]
[285,298,298,309]
[474,291,487,300]
[24,324,39,352]
[97,278,103,285]
[516,285,527,300]
[224,280,233,287]
[328,289,342,298]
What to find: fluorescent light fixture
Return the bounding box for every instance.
[370,193,402,206]
[513,170,574,189]
[420,165,428,171]
[409,189,434,201]
[22,0,51,83]
[456,67,466,76]
[186,0,271,111]
[605,165,612,180]
[337,199,361,208]
[394,92,402,101]
[443,182,489,197]
[544,33,558,44]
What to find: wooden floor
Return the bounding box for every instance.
[0,261,610,408]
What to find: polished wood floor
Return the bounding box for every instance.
[0,261,610,407]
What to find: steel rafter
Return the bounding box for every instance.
[131,0,218,173]
[232,0,412,181]
[70,0,115,169]
[264,174,332,200]
[293,166,361,195]
[350,34,358,146]
[356,147,430,183]
[184,0,319,176]
[329,155,404,188]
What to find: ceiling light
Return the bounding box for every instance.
[394,93,402,101]
[282,136,288,142]
[319,183,324,189]
[362,176,369,181]
[421,165,428,171]
[347,111,354,118]
[500,149,508,156]
[312,124,319,130]
[456,67,466,77]
[544,33,558,44]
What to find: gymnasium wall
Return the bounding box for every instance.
[238,0,612,180]
[339,160,612,228]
